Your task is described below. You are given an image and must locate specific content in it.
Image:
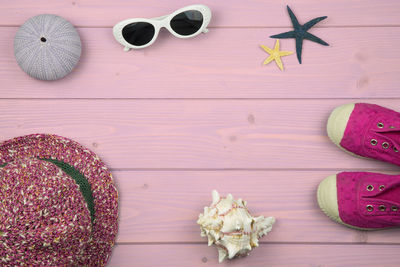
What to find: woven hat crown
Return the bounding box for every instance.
[0,158,93,264]
[0,134,119,266]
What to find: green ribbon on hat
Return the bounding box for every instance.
[41,158,95,223]
[0,159,95,223]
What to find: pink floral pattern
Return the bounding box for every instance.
[337,172,400,229]
[341,103,400,165]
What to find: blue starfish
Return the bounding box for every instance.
[270,5,329,64]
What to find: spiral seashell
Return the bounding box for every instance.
[197,190,275,263]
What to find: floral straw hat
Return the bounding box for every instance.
[0,134,119,266]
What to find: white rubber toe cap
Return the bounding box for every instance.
[318,174,374,230]
[327,103,355,147]
[317,175,342,225]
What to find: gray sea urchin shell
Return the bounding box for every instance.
[14,14,81,81]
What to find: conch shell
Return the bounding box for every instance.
[197,190,275,263]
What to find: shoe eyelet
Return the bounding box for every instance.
[391,206,398,212]
[366,185,374,191]
[382,142,389,149]
[394,147,399,153]
[366,205,374,212]
[370,139,378,146]
[390,126,396,129]
[379,205,386,211]
[377,122,384,128]
[379,185,385,191]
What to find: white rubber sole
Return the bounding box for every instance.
[317,175,375,231]
[327,103,355,147]
[317,175,342,224]
[326,103,367,159]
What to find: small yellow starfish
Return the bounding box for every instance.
[260,39,293,71]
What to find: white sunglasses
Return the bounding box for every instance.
[113,4,212,51]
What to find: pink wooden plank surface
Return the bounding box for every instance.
[108,244,400,267]
[2,1,400,266]
[1,99,400,170]
[1,27,400,98]
[114,170,400,244]
[1,0,399,27]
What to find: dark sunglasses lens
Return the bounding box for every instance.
[170,10,203,36]
[122,22,155,46]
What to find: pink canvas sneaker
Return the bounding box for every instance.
[318,172,400,230]
[327,103,400,165]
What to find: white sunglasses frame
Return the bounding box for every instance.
[113,4,212,51]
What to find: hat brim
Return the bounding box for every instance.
[0,134,118,266]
